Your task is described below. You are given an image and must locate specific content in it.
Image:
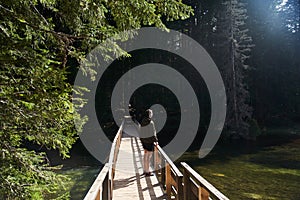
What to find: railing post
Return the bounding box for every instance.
[165,163,171,200]
[161,159,166,187]
[96,189,100,200]
[109,175,113,200]
[201,187,210,200]
[103,174,108,200]
[183,168,191,200]
[198,186,202,200]
[176,175,184,200]
[181,162,229,200]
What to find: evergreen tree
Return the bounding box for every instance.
[0,0,193,198]
[170,0,254,139]
[209,0,254,139]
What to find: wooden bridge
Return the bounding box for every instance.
[84,120,229,200]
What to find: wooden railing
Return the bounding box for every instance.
[181,162,229,200]
[108,120,124,192]
[84,119,229,200]
[83,164,110,200]
[154,145,229,200]
[154,145,184,200]
[84,121,124,200]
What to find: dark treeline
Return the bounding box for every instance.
[96,48,211,146]
[96,0,300,143]
[171,0,300,137]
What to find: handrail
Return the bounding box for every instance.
[108,120,124,178]
[108,120,124,199]
[154,145,184,200]
[84,120,124,200]
[156,145,183,176]
[154,146,229,200]
[83,163,110,200]
[181,162,229,200]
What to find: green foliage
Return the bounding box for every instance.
[0,0,192,198]
[0,148,70,199]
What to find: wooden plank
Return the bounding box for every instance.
[176,175,184,200]
[198,186,201,200]
[161,159,166,187]
[183,168,190,200]
[170,167,178,188]
[112,137,166,200]
[103,175,109,200]
[190,178,199,198]
[166,163,172,200]
[201,187,210,200]
[109,121,124,183]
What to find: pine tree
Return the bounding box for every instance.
[219,0,254,139]
[0,0,193,198]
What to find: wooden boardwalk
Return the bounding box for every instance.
[112,136,166,200]
[84,119,229,200]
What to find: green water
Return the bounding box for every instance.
[177,133,300,200]
[60,167,100,199]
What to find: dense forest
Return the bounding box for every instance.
[99,0,300,142]
[1,0,299,199]
[168,0,300,139]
